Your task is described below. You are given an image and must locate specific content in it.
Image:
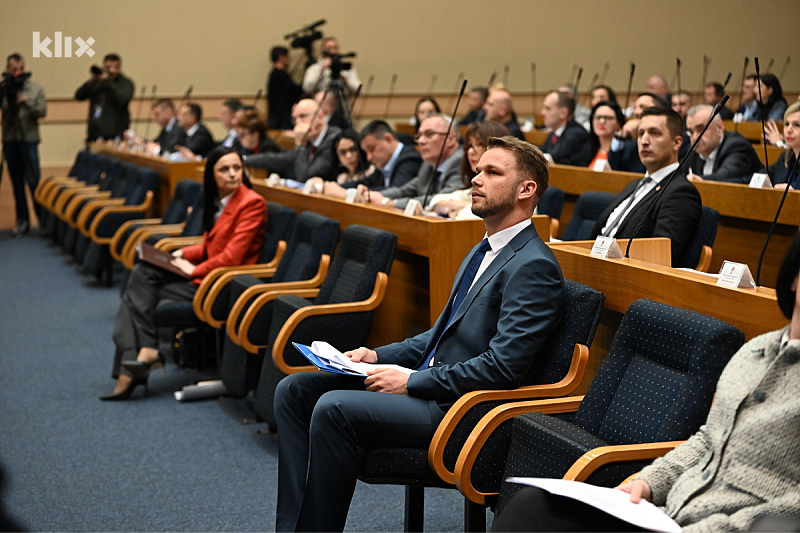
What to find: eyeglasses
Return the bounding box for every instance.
[414,130,449,142]
[465,142,486,152]
[593,115,617,123]
[337,147,359,157]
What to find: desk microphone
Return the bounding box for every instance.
[675,58,682,94]
[624,95,729,260]
[598,62,610,85]
[624,62,636,110]
[427,74,438,95]
[573,67,583,100]
[344,83,362,129]
[700,56,710,91]
[451,72,465,96]
[503,64,510,86]
[734,57,749,132]
[487,71,497,88]
[721,72,732,92]
[355,75,374,118]
[144,84,157,141]
[176,85,193,116]
[779,56,791,80]
[133,84,146,139]
[530,63,536,124]
[422,79,467,209]
[252,89,262,110]
[765,58,774,73]
[383,74,397,119]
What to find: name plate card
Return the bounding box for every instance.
[266,173,281,186]
[717,261,756,289]
[590,236,624,259]
[592,159,611,172]
[749,173,772,189]
[403,199,422,216]
[345,188,360,204]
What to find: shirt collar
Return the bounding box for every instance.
[437,149,460,173]
[646,162,680,184]
[186,123,199,137]
[312,124,329,149]
[701,134,724,163]
[484,218,532,254]
[554,123,567,137]
[166,117,178,132]
[382,143,404,174]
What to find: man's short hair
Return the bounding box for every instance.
[6,53,22,64]
[639,106,684,138]
[271,46,289,63]
[359,120,395,141]
[552,90,576,118]
[706,82,724,98]
[223,99,243,113]
[103,53,121,63]
[687,104,721,124]
[745,73,758,82]
[422,113,460,142]
[471,86,488,101]
[637,92,670,109]
[592,84,617,104]
[486,136,549,201]
[184,102,202,121]
[152,98,174,111]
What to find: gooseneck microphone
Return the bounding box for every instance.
[252,89,262,110]
[427,74,438,95]
[756,156,800,286]
[530,63,536,124]
[624,62,635,110]
[451,72,465,96]
[721,72,732,92]
[355,74,374,118]
[422,79,467,209]
[503,64,510,86]
[700,55,710,91]
[598,62,610,85]
[573,67,583,100]
[143,85,157,141]
[734,57,749,132]
[624,96,729,260]
[382,74,397,119]
[133,84,146,138]
[675,58,682,94]
[779,56,791,80]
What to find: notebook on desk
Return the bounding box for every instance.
[136,242,191,279]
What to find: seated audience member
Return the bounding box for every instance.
[274,135,565,532]
[302,36,361,97]
[767,102,800,189]
[491,231,800,533]
[458,86,488,126]
[361,114,463,209]
[236,111,280,156]
[412,96,441,133]
[560,84,590,130]
[736,74,759,122]
[483,89,525,141]
[704,82,734,120]
[175,102,216,159]
[145,98,186,155]
[590,84,617,108]
[755,73,788,122]
[671,90,692,124]
[539,90,590,165]
[620,92,669,139]
[243,98,341,182]
[430,120,511,219]
[218,98,243,149]
[332,129,370,184]
[578,101,644,173]
[685,104,764,183]
[314,90,349,130]
[100,147,267,401]
[647,74,671,105]
[267,45,303,130]
[311,120,422,197]
[592,107,701,267]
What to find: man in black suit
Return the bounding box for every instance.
[273,135,564,531]
[146,98,185,154]
[483,89,525,140]
[685,104,764,183]
[244,98,341,182]
[175,102,215,158]
[592,107,702,267]
[704,82,734,121]
[267,46,302,130]
[539,90,589,165]
[458,86,487,126]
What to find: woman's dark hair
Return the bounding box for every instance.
[413,97,441,132]
[586,100,625,157]
[460,120,510,187]
[776,232,800,319]
[202,146,250,231]
[760,73,787,117]
[333,129,367,178]
[591,85,617,104]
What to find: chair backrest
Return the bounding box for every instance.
[315,225,398,305]
[677,205,719,269]
[122,166,161,206]
[160,180,203,225]
[68,150,90,178]
[572,298,744,445]
[561,191,616,241]
[257,201,298,265]
[272,210,339,283]
[537,186,565,221]
[180,192,205,237]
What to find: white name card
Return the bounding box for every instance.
[404,199,422,216]
[749,173,772,189]
[266,173,281,186]
[717,261,756,289]
[592,159,611,172]
[590,236,624,259]
[345,188,359,204]
[543,153,554,166]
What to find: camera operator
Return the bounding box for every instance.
[74,53,134,143]
[302,37,361,96]
[1,53,46,238]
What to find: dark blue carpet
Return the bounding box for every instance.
[0,231,488,531]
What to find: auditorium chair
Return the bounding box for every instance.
[248,225,398,428]
[217,211,340,398]
[560,191,615,241]
[678,205,719,272]
[455,299,744,529]
[357,279,605,532]
[536,186,565,238]
[35,150,92,230]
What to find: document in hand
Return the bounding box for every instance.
[136,242,191,278]
[293,341,417,377]
[506,477,681,533]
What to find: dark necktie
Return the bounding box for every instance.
[551,132,559,146]
[416,239,492,370]
[309,145,317,162]
[601,176,652,237]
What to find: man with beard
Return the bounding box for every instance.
[273,135,565,531]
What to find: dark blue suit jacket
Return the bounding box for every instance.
[540,120,590,166]
[376,224,564,410]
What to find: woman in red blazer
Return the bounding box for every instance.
[101,146,267,401]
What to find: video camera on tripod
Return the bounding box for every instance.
[323,51,356,80]
[285,19,327,66]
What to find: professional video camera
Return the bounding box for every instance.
[0,71,31,103]
[323,51,357,80]
[285,19,326,66]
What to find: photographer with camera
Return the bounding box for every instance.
[1,53,46,238]
[302,37,361,96]
[74,53,134,143]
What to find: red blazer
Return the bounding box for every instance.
[181,185,267,283]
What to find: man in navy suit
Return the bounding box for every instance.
[539,90,589,165]
[273,136,565,531]
[175,102,215,158]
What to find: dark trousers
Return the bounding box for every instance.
[3,141,41,224]
[112,262,196,377]
[491,487,647,532]
[274,371,447,532]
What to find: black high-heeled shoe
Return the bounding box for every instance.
[121,354,166,379]
[99,376,147,401]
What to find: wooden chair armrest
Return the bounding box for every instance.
[271,273,389,374]
[549,218,560,240]
[429,344,589,485]
[110,218,162,263]
[121,224,186,269]
[696,245,712,272]
[59,188,107,221]
[38,177,79,204]
[77,198,127,235]
[203,251,329,329]
[88,192,154,243]
[563,441,685,482]
[454,395,586,505]
[155,236,203,251]
[236,288,323,352]
[264,240,287,269]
